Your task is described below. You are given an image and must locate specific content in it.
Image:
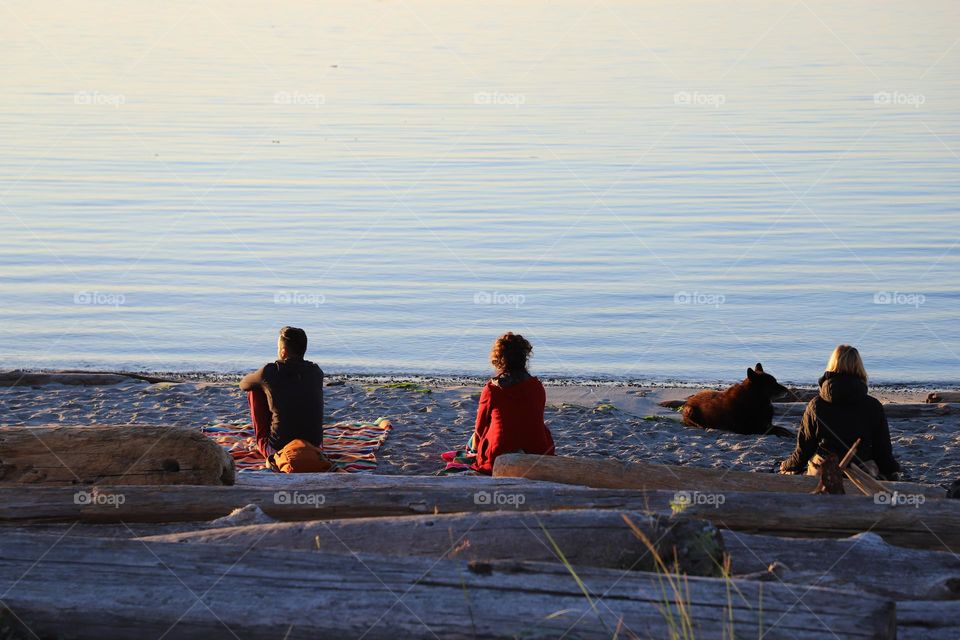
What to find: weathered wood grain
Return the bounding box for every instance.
[0,425,235,486]
[0,532,895,639]
[896,600,960,639]
[724,530,960,601]
[139,509,726,575]
[2,481,958,550]
[492,453,944,498]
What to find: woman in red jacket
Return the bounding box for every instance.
[472,332,555,474]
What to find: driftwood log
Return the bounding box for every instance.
[0,532,895,639]
[0,371,130,386]
[3,481,960,550]
[55,369,181,384]
[0,369,181,385]
[0,425,234,486]
[773,401,960,419]
[896,601,960,640]
[927,391,960,404]
[139,509,726,575]
[0,478,625,523]
[657,398,959,419]
[492,453,944,498]
[724,530,960,639]
[724,530,960,601]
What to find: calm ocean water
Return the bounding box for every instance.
[1,1,958,384]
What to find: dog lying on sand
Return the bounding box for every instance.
[681,363,792,437]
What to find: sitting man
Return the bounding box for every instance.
[240,326,324,459]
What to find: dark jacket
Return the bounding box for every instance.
[240,358,324,451]
[782,372,899,478]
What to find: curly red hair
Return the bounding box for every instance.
[490,332,532,373]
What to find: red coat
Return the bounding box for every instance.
[473,377,555,474]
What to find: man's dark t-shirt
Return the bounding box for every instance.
[240,358,324,452]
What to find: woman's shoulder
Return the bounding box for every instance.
[863,394,885,412]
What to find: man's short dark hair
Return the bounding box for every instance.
[279,326,308,358]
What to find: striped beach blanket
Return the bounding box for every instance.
[203,418,392,473]
[438,433,480,475]
[439,448,480,475]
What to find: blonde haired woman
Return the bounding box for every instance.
[780,345,900,479]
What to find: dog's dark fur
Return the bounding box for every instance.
[681,363,792,437]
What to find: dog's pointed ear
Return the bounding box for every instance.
[747,367,757,380]
[755,363,764,373]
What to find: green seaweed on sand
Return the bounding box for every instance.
[366,381,432,394]
[644,414,683,424]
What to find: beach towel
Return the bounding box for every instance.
[204,418,392,473]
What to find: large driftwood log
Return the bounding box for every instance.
[139,509,725,575]
[0,425,234,486]
[723,530,960,601]
[0,371,131,386]
[0,369,180,385]
[896,601,960,639]
[774,401,960,419]
[0,478,625,523]
[927,391,960,404]
[55,369,181,384]
[723,530,960,639]
[0,532,895,639]
[657,398,959,418]
[492,453,944,498]
[4,482,960,550]
[233,472,564,489]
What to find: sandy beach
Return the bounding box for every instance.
[1,375,957,488]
